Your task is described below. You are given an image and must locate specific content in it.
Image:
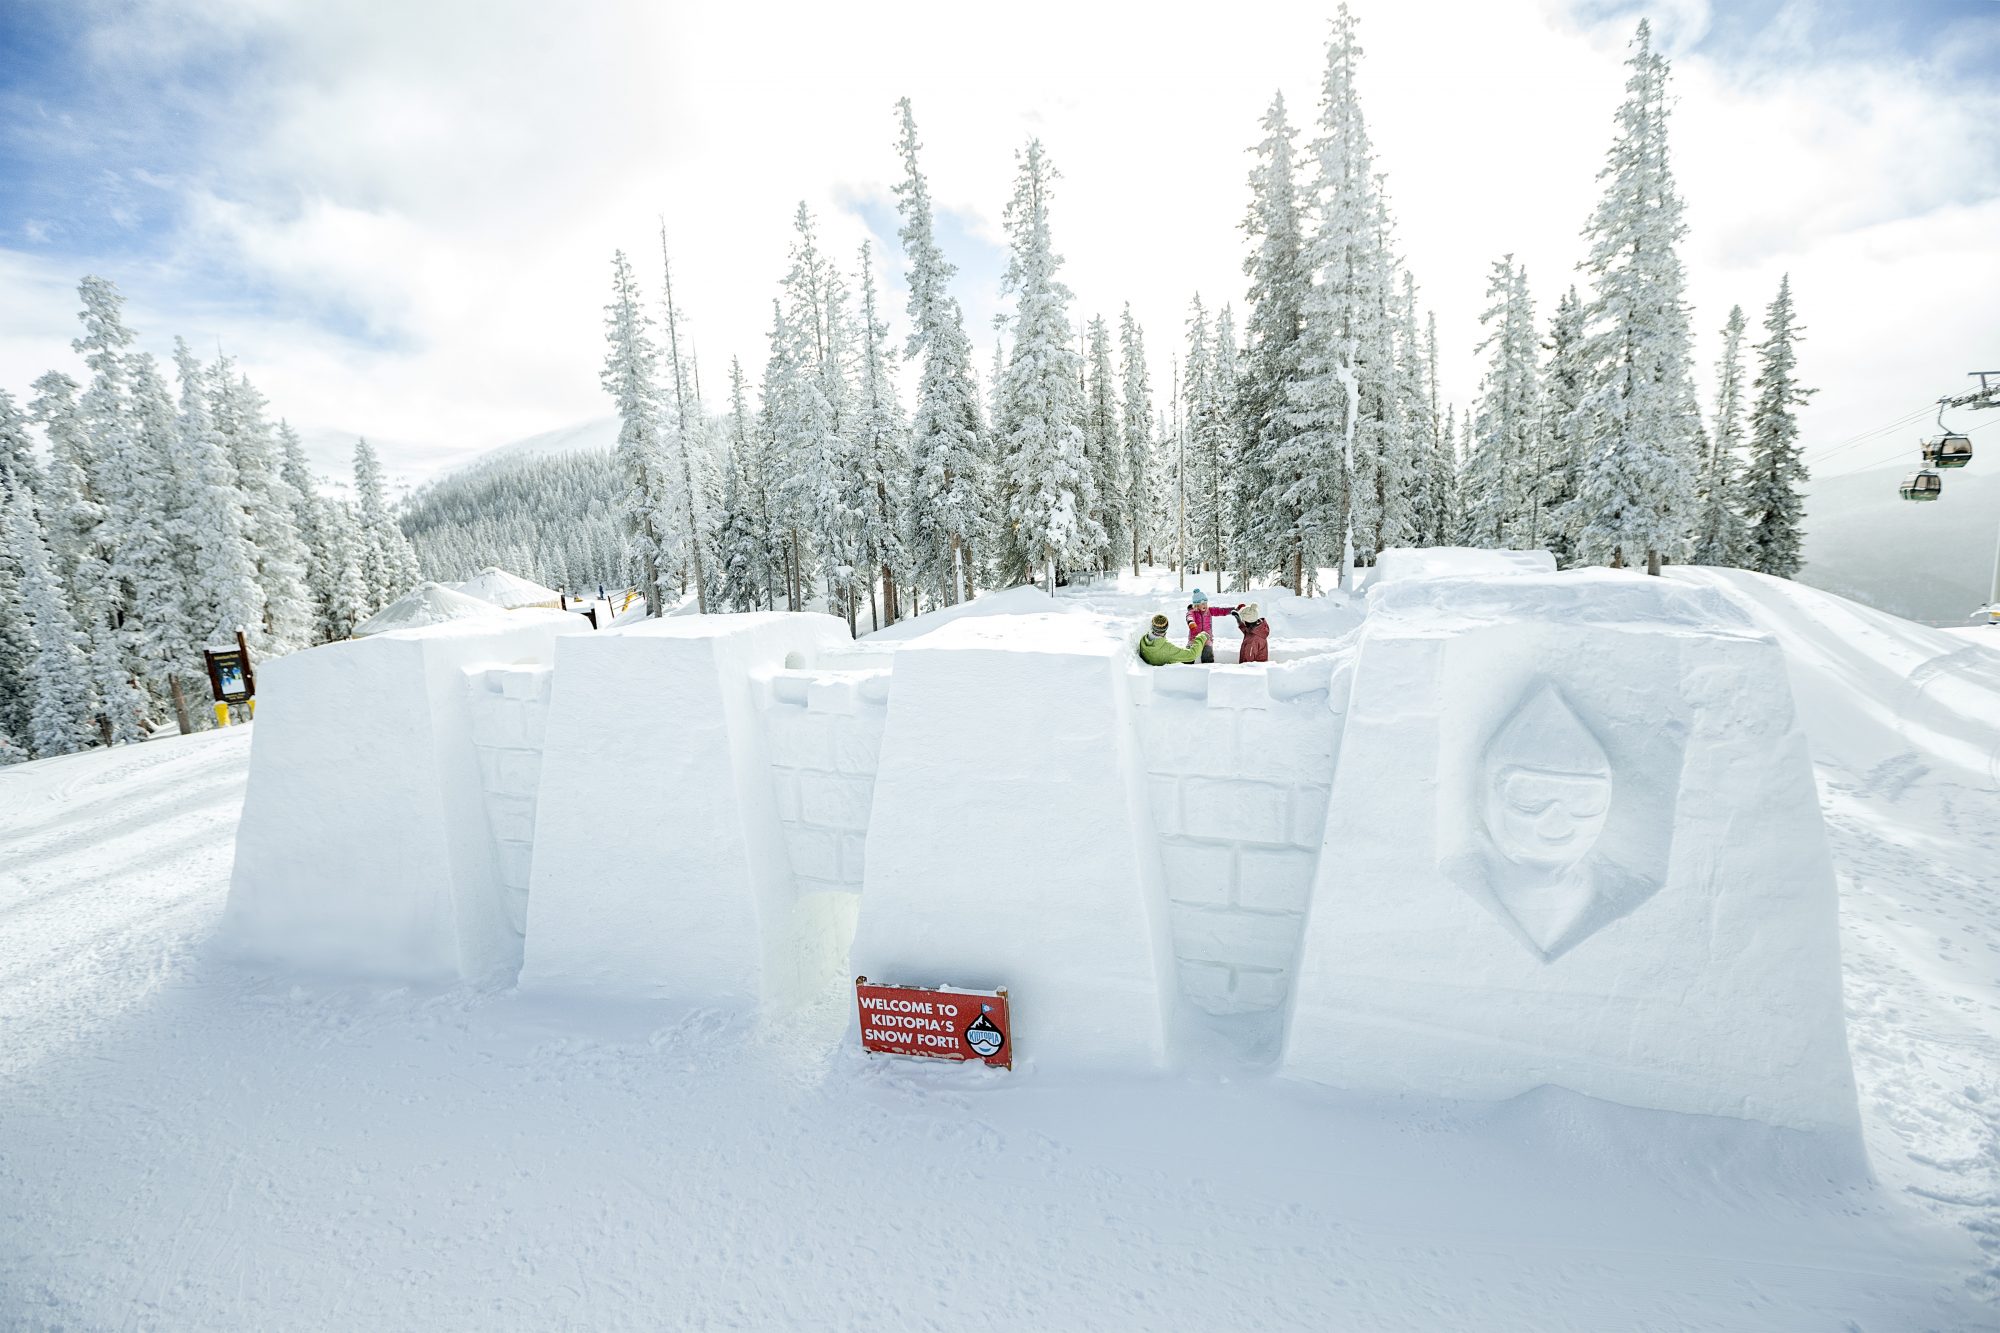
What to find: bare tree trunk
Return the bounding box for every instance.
[168,676,192,736]
[1646,547,1662,577]
[1292,548,1303,597]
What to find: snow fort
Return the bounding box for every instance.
[224,558,1857,1134]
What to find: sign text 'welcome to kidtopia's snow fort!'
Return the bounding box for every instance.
[223,551,1861,1140]
[855,978,1012,1068]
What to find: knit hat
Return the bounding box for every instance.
[1191,588,1207,604]
[1237,603,1262,623]
[1149,613,1170,634]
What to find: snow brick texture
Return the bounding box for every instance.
[1129,657,1347,1017]
[755,666,891,897]
[463,664,553,937]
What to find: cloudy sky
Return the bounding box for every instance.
[1,0,1996,488]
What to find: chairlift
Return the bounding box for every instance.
[1920,399,1975,469]
[1920,435,1973,469]
[1899,469,1943,502]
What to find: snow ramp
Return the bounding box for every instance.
[1668,566,2000,787]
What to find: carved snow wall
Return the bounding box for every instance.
[1282,572,1859,1134]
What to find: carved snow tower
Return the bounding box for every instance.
[1282,571,1859,1136]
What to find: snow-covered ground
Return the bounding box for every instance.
[2,569,1997,1330]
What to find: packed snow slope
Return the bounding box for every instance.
[1,568,1997,1330]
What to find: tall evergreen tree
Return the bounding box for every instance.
[352,437,419,607]
[656,233,713,613]
[600,249,677,616]
[893,99,987,607]
[0,389,39,496]
[717,357,776,611]
[1,488,96,756]
[1692,304,1752,567]
[1239,91,1316,588]
[1082,316,1124,574]
[1563,20,1701,574]
[1740,275,1815,578]
[996,139,1099,590]
[854,242,911,626]
[1116,306,1159,573]
[1463,257,1543,548]
[210,361,315,647]
[1537,287,1588,565]
[172,339,265,655]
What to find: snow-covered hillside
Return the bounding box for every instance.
[1,570,1996,1330]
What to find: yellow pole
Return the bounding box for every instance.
[246,699,255,719]
[213,702,230,728]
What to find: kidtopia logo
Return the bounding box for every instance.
[963,1006,1005,1058]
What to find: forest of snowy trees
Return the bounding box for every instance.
[594,12,1814,628]
[0,281,421,761]
[3,9,1820,763]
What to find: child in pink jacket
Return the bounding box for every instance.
[1184,589,1239,664]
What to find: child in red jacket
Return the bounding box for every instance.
[1234,603,1269,663]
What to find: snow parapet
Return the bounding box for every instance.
[849,613,1180,1069]
[1283,571,1859,1134]
[518,613,853,1006]
[225,612,579,981]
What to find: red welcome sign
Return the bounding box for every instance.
[855,977,1012,1070]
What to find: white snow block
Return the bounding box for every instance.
[519,612,852,1005]
[225,612,578,982]
[850,613,1178,1070]
[1283,571,1859,1134]
[1368,546,1556,588]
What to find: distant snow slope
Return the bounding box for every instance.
[1801,460,1999,627]
[1,572,1995,1328]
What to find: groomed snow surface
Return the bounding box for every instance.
[3,565,1998,1329]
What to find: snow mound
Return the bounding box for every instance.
[226,612,581,980]
[452,566,563,609]
[1285,569,1858,1134]
[353,580,505,636]
[863,583,1058,643]
[1368,546,1557,588]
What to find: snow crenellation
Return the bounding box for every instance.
[224,557,1866,1141]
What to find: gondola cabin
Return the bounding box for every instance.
[1899,469,1944,502]
[1920,434,1974,469]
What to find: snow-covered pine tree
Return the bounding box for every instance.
[210,361,315,648]
[1410,306,1454,547]
[854,242,911,626]
[0,513,30,745]
[1082,317,1124,575]
[171,340,264,661]
[996,140,1100,591]
[893,99,988,608]
[777,204,865,628]
[1296,5,1408,585]
[0,389,38,496]
[352,437,419,610]
[1536,286,1588,565]
[1563,20,1701,574]
[1237,91,1317,588]
[1740,275,1815,578]
[1691,304,1752,567]
[317,498,374,638]
[1463,257,1543,548]
[1,487,96,756]
[1116,306,1159,573]
[716,357,775,612]
[758,299,811,611]
[600,249,678,616]
[123,353,203,704]
[1182,296,1229,577]
[657,232,713,612]
[275,422,337,640]
[1379,273,1423,557]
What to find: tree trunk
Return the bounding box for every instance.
[1132,531,1140,578]
[1292,548,1303,597]
[1610,547,1626,570]
[1646,547,1661,577]
[168,676,192,736]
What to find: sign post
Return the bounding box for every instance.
[204,637,256,727]
[854,977,1012,1069]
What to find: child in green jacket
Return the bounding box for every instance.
[1139,613,1208,665]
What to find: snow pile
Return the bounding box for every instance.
[520,612,854,1004]
[352,580,505,637]
[1367,546,1556,588]
[226,612,580,980]
[850,612,1178,1069]
[1284,570,1858,1133]
[452,566,564,609]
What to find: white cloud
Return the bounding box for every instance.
[0,0,1993,485]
